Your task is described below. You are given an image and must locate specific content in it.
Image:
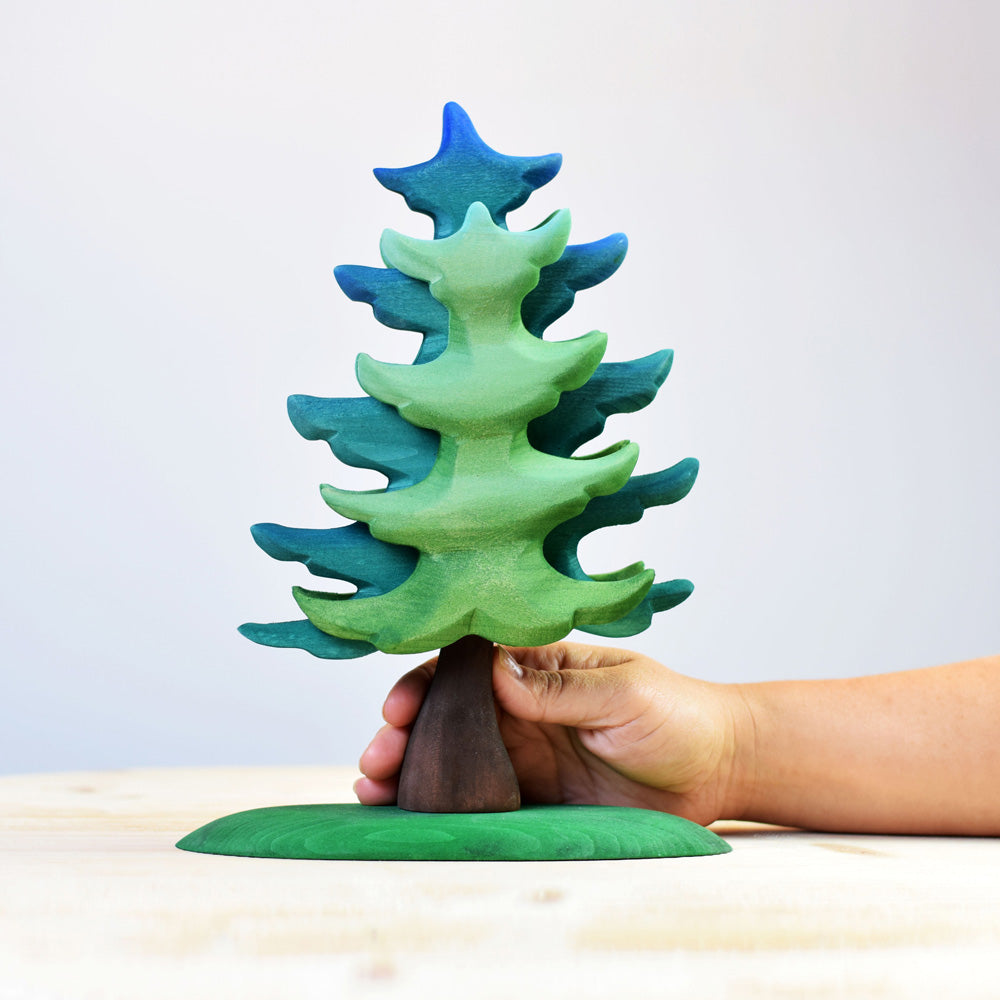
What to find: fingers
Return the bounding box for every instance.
[354,774,398,806]
[503,641,635,674]
[360,642,659,810]
[356,721,409,805]
[493,644,640,730]
[359,723,410,781]
[357,657,438,806]
[381,645,627,729]
[382,658,436,727]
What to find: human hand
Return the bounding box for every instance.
[355,642,753,826]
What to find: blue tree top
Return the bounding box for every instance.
[374,102,563,238]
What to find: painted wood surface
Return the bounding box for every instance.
[396,634,520,813]
[176,803,728,861]
[3,767,999,999]
[242,103,697,660]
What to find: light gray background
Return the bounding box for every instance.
[3,2,998,775]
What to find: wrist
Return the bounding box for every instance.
[716,681,762,821]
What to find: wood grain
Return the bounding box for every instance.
[3,767,1000,1000]
[397,635,520,813]
[176,802,729,860]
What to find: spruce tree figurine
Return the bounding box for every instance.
[239,103,699,813]
[177,105,729,860]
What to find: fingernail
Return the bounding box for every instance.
[498,646,524,679]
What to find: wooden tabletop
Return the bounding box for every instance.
[3,766,999,999]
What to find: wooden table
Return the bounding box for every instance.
[3,767,998,999]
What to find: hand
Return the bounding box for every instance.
[355,642,753,826]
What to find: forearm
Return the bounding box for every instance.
[728,656,1000,835]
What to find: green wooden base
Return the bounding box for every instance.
[176,803,730,861]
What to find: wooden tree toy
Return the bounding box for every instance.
[178,105,729,860]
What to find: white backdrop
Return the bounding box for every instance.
[3,1,998,774]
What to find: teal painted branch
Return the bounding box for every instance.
[529,350,675,458]
[250,521,417,596]
[240,521,412,658]
[237,620,376,658]
[521,234,629,337]
[286,394,437,490]
[544,460,700,577]
[543,460,700,637]
[577,579,695,638]
[333,265,448,364]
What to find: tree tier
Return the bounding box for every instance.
[356,330,607,438]
[380,203,570,321]
[319,435,638,553]
[293,546,653,654]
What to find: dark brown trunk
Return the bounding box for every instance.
[396,635,521,813]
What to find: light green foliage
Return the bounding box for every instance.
[294,203,653,652]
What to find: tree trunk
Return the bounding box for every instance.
[396,635,521,813]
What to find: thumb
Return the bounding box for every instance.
[492,645,630,729]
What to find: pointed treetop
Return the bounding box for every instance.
[374,102,563,238]
[380,202,571,311]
